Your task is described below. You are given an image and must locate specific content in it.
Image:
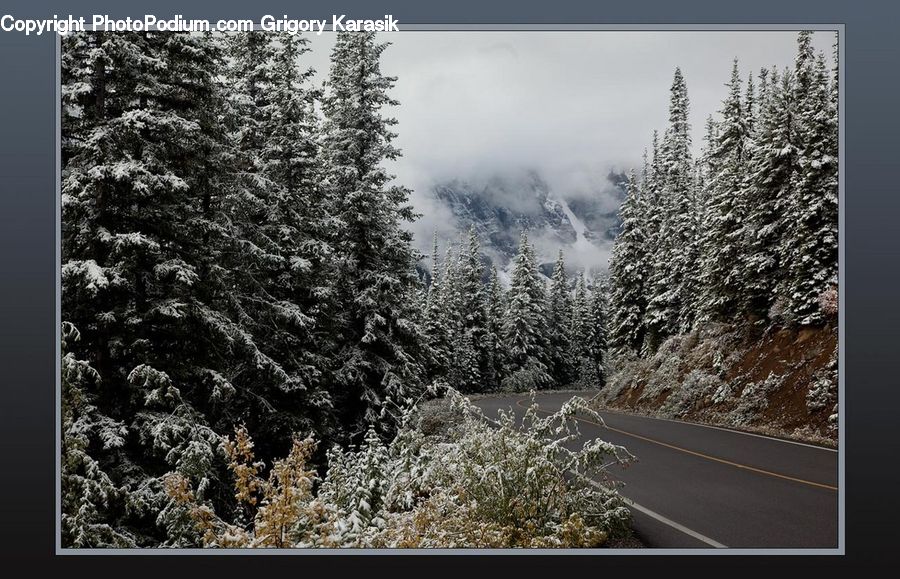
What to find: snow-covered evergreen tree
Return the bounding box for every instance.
[744,67,798,319]
[454,226,489,391]
[644,68,693,348]
[583,277,609,388]
[608,171,649,353]
[220,31,335,456]
[319,31,426,436]
[546,250,576,386]
[501,232,552,391]
[780,46,839,324]
[60,323,135,548]
[571,272,590,361]
[422,235,451,381]
[699,59,752,321]
[62,31,240,545]
[482,265,506,391]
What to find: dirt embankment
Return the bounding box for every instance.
[595,322,838,446]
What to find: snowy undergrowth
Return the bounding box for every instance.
[595,322,838,442]
[166,389,633,548]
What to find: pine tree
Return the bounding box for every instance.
[220,31,335,457]
[781,48,838,324]
[608,171,649,353]
[678,160,709,331]
[570,273,603,388]
[455,226,489,391]
[583,277,609,388]
[546,250,575,386]
[570,272,590,361]
[483,265,506,391]
[422,234,451,380]
[320,31,426,437]
[60,323,135,548]
[501,232,552,391]
[744,67,799,319]
[62,31,244,546]
[644,67,693,349]
[699,59,752,321]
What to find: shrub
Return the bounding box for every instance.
[659,370,726,417]
[807,347,838,413]
[729,373,783,425]
[768,295,791,324]
[166,389,633,548]
[817,285,838,317]
[500,358,553,392]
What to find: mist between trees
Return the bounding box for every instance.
[60,29,836,548]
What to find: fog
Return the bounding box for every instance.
[304,31,836,267]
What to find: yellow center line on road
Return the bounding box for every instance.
[514,399,838,492]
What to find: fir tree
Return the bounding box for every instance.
[547,250,576,386]
[583,277,609,388]
[422,234,451,380]
[699,59,752,321]
[781,49,838,323]
[220,31,335,457]
[501,232,552,391]
[644,67,693,349]
[744,67,798,318]
[455,226,489,391]
[320,31,426,437]
[483,265,506,391]
[62,31,241,546]
[570,272,590,361]
[608,171,649,353]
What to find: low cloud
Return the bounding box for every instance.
[305,31,837,263]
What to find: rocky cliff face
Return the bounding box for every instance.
[429,169,625,281]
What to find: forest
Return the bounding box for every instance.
[60,30,837,548]
[608,31,838,355]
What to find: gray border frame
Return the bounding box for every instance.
[55,22,845,556]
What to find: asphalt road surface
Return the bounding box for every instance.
[474,391,839,549]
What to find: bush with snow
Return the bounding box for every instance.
[807,347,838,414]
[166,389,633,548]
[659,369,726,417]
[729,372,784,425]
[817,285,839,317]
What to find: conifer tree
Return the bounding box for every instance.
[744,67,798,318]
[571,272,590,361]
[456,226,489,389]
[422,235,451,380]
[60,323,134,548]
[501,232,552,391]
[699,59,752,321]
[570,273,604,388]
[547,250,576,386]
[319,31,426,437]
[644,68,693,348]
[608,171,649,353]
[62,31,245,545]
[219,32,336,456]
[583,277,609,387]
[781,49,838,323]
[483,265,506,391]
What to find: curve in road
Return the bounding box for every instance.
[474,391,839,550]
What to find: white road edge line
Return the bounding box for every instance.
[480,401,730,549]
[580,477,727,549]
[593,405,837,453]
[623,497,728,549]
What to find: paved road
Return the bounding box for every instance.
[474,391,839,549]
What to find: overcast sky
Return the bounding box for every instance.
[304,31,836,259]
